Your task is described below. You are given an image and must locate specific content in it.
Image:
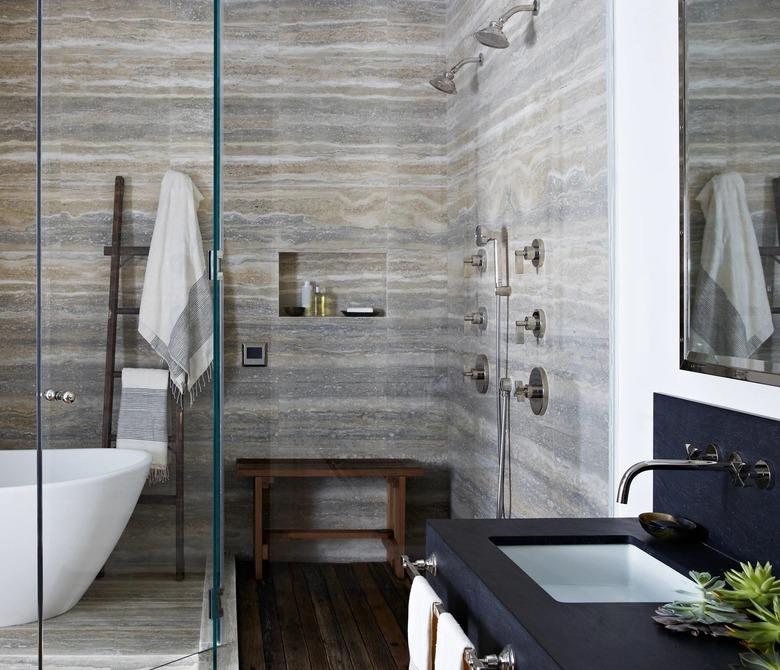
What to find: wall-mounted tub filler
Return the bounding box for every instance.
[429,54,484,95]
[515,239,545,274]
[464,307,488,332]
[516,309,546,344]
[514,367,549,415]
[617,443,776,504]
[475,1,539,49]
[463,354,490,394]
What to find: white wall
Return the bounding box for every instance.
[612,0,780,517]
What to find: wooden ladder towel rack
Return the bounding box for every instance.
[101,175,185,581]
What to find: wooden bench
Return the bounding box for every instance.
[236,458,424,580]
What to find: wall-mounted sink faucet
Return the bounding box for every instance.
[515,239,544,274]
[516,309,546,343]
[616,444,775,504]
[464,307,488,332]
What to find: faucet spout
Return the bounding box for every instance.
[616,444,733,504]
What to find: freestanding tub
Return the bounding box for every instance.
[0,448,151,627]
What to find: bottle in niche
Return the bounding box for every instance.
[301,280,314,316]
[314,285,326,316]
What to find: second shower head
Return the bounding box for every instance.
[475,1,539,49]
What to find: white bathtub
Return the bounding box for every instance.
[0,448,151,627]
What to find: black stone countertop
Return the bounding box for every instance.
[427,518,744,670]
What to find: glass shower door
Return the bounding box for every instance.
[35,0,223,668]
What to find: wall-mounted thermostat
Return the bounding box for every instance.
[242,343,268,367]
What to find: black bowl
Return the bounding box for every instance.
[284,306,306,317]
[638,512,705,542]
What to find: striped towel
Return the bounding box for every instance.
[116,368,170,484]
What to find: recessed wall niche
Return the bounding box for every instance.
[278,251,388,317]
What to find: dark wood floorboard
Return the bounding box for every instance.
[237,560,411,670]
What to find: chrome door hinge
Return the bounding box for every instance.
[208,249,224,281]
[208,587,224,620]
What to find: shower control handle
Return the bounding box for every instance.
[516,309,546,344]
[515,239,545,274]
[464,249,487,277]
[464,307,488,331]
[514,367,548,415]
[43,389,76,404]
[463,355,490,394]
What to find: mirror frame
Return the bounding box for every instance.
[678,0,780,387]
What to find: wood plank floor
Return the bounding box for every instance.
[236,560,411,670]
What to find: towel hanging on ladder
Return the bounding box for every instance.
[139,170,213,404]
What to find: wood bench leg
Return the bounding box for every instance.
[386,477,397,568]
[253,477,264,581]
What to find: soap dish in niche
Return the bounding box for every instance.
[341,307,382,317]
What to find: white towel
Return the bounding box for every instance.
[139,170,213,404]
[434,612,473,670]
[408,576,441,670]
[116,368,170,483]
[691,172,774,357]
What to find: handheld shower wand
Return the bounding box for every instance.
[475,225,511,297]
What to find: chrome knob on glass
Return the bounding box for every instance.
[43,389,76,403]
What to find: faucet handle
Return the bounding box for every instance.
[685,443,720,462]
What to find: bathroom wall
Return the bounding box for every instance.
[0,1,37,451]
[444,0,611,518]
[0,0,216,571]
[613,0,780,517]
[221,0,452,560]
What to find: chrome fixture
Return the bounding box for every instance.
[514,367,548,415]
[515,239,545,274]
[516,309,546,343]
[616,444,776,504]
[463,354,490,394]
[464,249,487,277]
[497,377,513,518]
[401,554,438,579]
[465,646,516,670]
[475,225,511,296]
[465,307,488,332]
[430,54,484,95]
[43,389,76,404]
[475,1,539,49]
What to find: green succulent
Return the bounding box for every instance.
[730,597,780,652]
[653,571,748,637]
[731,650,780,670]
[719,563,780,610]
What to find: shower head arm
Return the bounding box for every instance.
[498,1,538,25]
[449,54,484,76]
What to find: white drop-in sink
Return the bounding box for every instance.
[497,543,699,603]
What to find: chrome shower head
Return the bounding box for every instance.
[475,1,539,49]
[429,54,484,95]
[474,22,510,49]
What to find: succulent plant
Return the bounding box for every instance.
[730,597,780,652]
[653,571,748,637]
[719,563,780,610]
[731,650,780,670]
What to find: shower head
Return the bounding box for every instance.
[475,1,539,49]
[475,225,500,247]
[429,54,484,95]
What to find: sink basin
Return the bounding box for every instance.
[497,542,699,603]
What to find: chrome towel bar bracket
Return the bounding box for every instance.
[401,554,438,579]
[465,646,516,670]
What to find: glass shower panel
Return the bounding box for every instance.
[37,1,221,668]
[0,0,40,665]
